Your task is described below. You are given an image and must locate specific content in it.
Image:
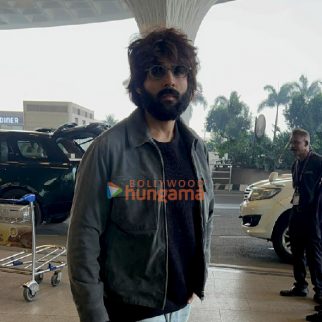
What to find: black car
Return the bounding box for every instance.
[0,122,109,225]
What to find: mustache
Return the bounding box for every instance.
[157,88,180,99]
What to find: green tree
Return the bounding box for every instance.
[290,75,322,101]
[105,114,118,127]
[205,127,294,170]
[284,94,322,134]
[267,131,294,170]
[206,131,287,170]
[251,131,293,171]
[258,83,293,142]
[312,131,322,155]
[206,91,251,139]
[283,94,307,130]
[284,93,322,154]
[206,91,253,166]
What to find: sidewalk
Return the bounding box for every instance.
[0,244,318,322]
[191,266,316,322]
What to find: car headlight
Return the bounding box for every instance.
[249,187,281,201]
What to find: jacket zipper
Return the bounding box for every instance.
[149,139,168,309]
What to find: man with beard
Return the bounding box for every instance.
[280,129,322,310]
[67,28,215,322]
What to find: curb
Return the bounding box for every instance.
[213,184,247,192]
[209,264,293,277]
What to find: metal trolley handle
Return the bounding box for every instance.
[19,194,36,203]
[0,193,35,204]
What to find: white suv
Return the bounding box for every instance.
[239,172,294,262]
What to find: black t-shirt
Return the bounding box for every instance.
[154,126,203,306]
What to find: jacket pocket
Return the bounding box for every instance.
[108,177,159,232]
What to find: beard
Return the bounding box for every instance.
[139,87,191,121]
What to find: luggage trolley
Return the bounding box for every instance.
[0,194,67,301]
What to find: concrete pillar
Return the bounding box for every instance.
[122,0,225,42]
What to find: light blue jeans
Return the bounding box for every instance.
[138,304,191,322]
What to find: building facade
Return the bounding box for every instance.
[23,101,94,131]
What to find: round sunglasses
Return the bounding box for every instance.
[146,65,190,80]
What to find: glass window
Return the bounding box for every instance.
[56,139,84,159]
[73,137,95,152]
[17,140,48,160]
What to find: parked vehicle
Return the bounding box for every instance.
[0,122,108,225]
[239,172,293,262]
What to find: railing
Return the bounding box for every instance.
[211,161,233,191]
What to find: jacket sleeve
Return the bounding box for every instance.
[67,138,109,322]
[205,194,215,265]
[203,144,215,265]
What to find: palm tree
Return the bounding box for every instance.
[258,84,293,142]
[290,75,322,101]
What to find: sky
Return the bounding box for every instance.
[1,0,322,138]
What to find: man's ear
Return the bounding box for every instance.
[305,140,308,146]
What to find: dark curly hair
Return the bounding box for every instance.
[127,28,199,107]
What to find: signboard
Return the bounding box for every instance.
[0,111,23,126]
[255,114,266,138]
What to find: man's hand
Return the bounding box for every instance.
[188,293,196,304]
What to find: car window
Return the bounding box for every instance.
[17,140,48,160]
[74,137,95,152]
[56,139,83,159]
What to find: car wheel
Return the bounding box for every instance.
[272,211,293,263]
[1,189,42,226]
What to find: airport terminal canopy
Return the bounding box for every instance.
[0,0,234,40]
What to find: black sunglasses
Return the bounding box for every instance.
[146,65,190,80]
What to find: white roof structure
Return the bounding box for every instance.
[0,0,133,29]
[0,0,234,40]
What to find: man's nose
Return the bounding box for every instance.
[162,69,176,87]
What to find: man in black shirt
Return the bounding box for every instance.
[280,128,322,305]
[68,28,215,322]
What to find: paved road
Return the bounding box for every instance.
[37,190,292,272]
[212,191,292,272]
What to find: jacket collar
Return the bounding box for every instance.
[126,108,152,147]
[126,107,200,148]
